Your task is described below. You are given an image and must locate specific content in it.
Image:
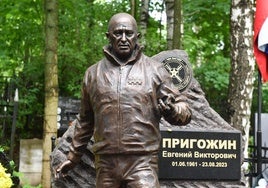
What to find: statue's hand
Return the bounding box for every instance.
[55,160,75,179]
[158,95,178,116]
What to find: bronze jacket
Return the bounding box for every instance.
[68,45,191,163]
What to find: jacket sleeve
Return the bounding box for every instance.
[157,64,191,126]
[68,71,94,164]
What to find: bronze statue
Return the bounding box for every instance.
[56,12,191,188]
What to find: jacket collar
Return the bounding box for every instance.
[103,44,143,66]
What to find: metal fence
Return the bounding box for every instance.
[0,76,18,160]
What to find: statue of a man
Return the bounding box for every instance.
[56,12,191,188]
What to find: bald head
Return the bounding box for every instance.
[107,13,138,33]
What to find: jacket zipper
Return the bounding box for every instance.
[117,66,123,153]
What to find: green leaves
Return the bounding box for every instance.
[182,0,231,116]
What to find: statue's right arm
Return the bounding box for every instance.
[56,72,95,178]
[55,160,75,179]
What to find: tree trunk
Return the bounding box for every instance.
[228,0,255,185]
[172,0,182,49]
[130,0,139,19]
[165,0,174,50]
[140,0,150,46]
[42,0,59,187]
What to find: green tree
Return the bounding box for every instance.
[0,0,45,142]
[183,0,231,119]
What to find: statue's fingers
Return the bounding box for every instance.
[158,99,165,110]
[54,167,60,179]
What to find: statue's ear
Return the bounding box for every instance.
[137,32,141,39]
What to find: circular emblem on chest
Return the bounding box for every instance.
[162,57,192,91]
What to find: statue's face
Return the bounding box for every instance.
[107,16,139,60]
